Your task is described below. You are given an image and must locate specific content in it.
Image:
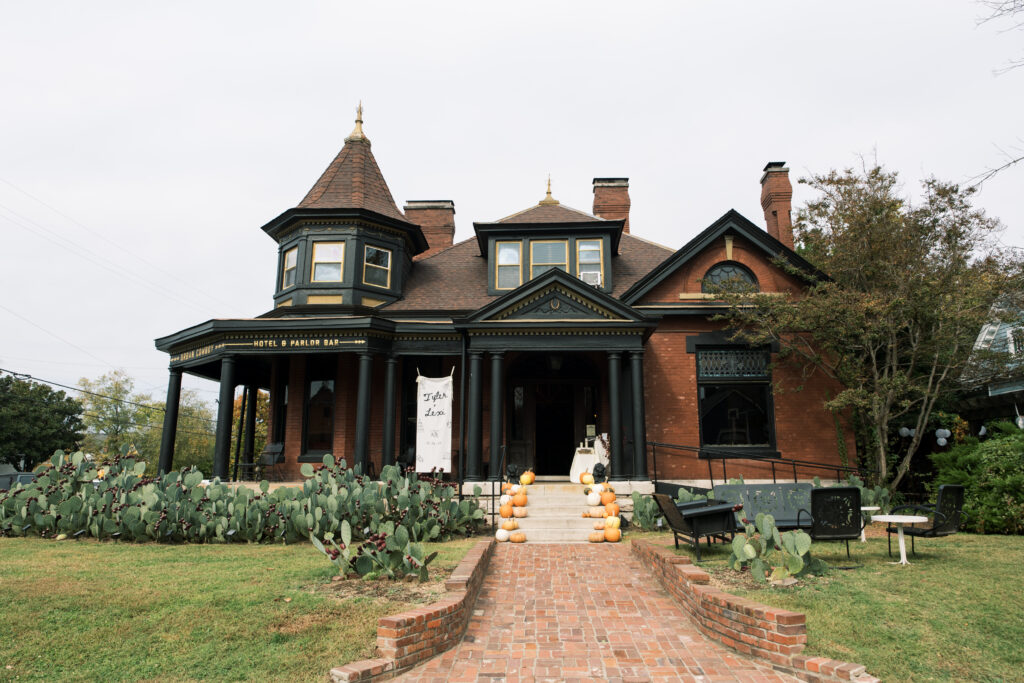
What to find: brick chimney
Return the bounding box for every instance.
[760,162,793,249]
[592,178,631,233]
[404,200,455,260]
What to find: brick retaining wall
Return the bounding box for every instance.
[329,538,496,682]
[631,539,879,683]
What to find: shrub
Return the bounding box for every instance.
[931,423,1024,534]
[0,449,485,544]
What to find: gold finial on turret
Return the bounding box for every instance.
[539,174,560,205]
[346,101,366,141]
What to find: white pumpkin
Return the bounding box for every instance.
[593,483,605,493]
[586,491,601,506]
[510,484,521,494]
[499,494,511,506]
[495,528,510,542]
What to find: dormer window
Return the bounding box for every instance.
[530,240,568,279]
[282,247,298,288]
[311,242,344,282]
[496,241,522,290]
[363,245,392,288]
[577,239,603,286]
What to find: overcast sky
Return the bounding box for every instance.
[1,1,1022,405]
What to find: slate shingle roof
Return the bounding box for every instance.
[496,202,606,224]
[297,137,407,222]
[383,233,674,313]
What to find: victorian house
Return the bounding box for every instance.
[155,109,852,485]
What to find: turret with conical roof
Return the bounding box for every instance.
[259,105,427,311]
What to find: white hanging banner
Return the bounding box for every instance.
[415,375,453,473]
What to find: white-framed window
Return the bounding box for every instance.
[363,245,392,288]
[496,241,522,290]
[530,240,568,279]
[577,238,603,285]
[281,247,298,288]
[311,242,345,282]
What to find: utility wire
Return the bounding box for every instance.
[0,208,223,318]
[0,368,219,427]
[0,176,243,312]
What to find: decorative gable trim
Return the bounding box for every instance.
[620,209,827,305]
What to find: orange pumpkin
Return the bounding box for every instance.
[604,502,620,517]
[587,531,606,543]
[579,472,588,484]
[588,506,607,519]
[513,506,528,518]
[604,527,621,542]
[501,519,518,531]
[520,470,536,485]
[510,532,527,543]
[592,520,605,530]
[512,492,528,507]
[499,504,513,518]
[501,482,514,493]
[600,491,616,506]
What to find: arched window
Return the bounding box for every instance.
[701,262,758,293]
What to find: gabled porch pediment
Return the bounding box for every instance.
[459,268,649,325]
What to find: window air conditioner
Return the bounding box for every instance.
[581,271,602,287]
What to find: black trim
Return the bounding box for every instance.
[620,209,828,305]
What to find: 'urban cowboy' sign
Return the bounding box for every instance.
[415,374,452,473]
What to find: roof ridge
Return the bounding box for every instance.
[414,235,478,261]
[621,232,674,252]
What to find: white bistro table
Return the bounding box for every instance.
[860,506,880,542]
[569,447,607,483]
[871,514,928,565]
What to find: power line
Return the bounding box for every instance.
[0,368,219,427]
[0,208,224,318]
[0,303,122,370]
[0,175,244,312]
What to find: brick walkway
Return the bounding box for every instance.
[397,544,798,683]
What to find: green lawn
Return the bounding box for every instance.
[638,529,1024,682]
[0,536,478,682]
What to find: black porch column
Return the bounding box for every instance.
[630,351,648,479]
[354,352,374,473]
[608,352,626,481]
[243,382,258,468]
[213,356,237,480]
[158,368,182,474]
[466,350,484,481]
[488,352,504,480]
[382,354,398,469]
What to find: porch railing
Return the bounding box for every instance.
[646,441,871,489]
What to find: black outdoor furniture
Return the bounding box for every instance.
[796,486,863,558]
[885,484,965,557]
[258,443,285,481]
[652,493,738,562]
[712,483,813,529]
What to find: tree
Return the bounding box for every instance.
[716,164,1024,491]
[134,390,216,475]
[229,390,269,472]
[0,375,84,469]
[972,1,1024,185]
[76,370,150,456]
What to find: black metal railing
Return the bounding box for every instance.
[646,441,870,488]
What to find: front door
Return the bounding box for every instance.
[506,353,600,476]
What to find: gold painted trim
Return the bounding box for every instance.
[276,298,294,307]
[310,241,345,283]
[281,247,298,289]
[361,296,386,307]
[307,294,344,305]
[490,283,623,321]
[494,240,523,290]
[529,239,568,280]
[362,244,392,289]
[725,235,734,261]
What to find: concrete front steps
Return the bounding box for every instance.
[491,477,644,544]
